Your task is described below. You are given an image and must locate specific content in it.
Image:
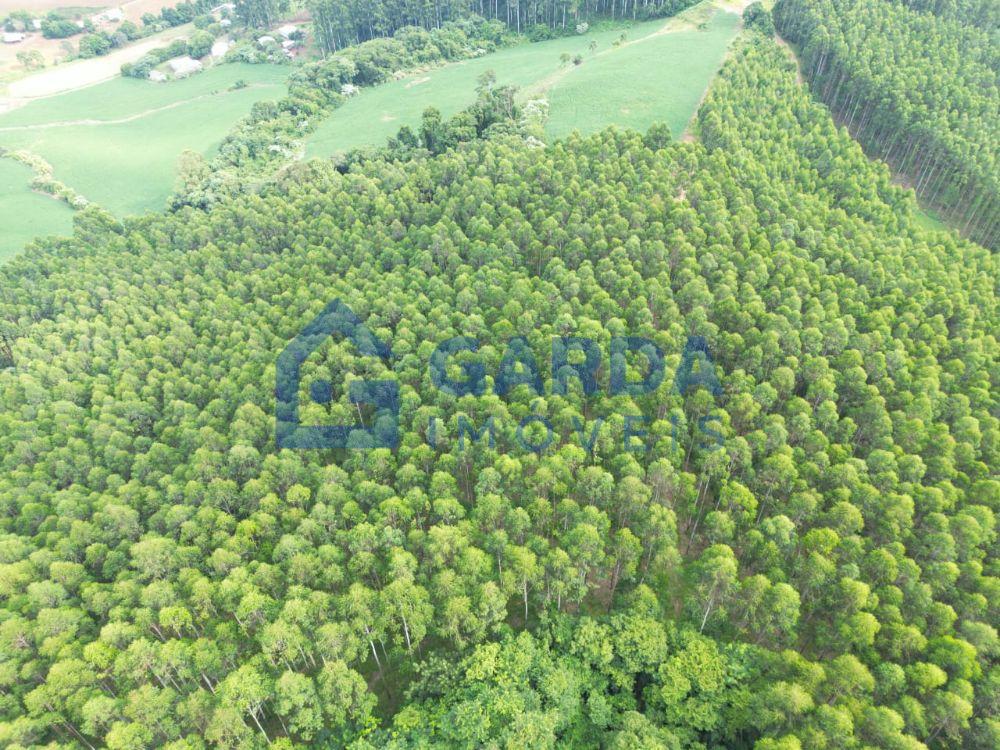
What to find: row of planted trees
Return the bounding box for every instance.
[773,0,999,249]
[305,0,698,52]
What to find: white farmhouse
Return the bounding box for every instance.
[257,35,275,45]
[168,56,203,78]
[211,38,231,58]
[277,25,297,39]
[2,32,25,44]
[149,70,168,82]
[94,8,124,23]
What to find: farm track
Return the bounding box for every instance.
[0,83,277,132]
[2,24,193,109]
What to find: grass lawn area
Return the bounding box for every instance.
[307,5,740,158]
[0,158,74,261]
[545,11,740,138]
[0,64,291,218]
[914,206,951,234]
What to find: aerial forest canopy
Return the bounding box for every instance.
[891,0,1000,28]
[0,13,997,750]
[773,0,1000,249]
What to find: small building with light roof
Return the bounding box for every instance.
[168,56,203,78]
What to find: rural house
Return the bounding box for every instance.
[168,56,203,77]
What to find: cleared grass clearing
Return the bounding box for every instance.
[0,158,74,261]
[0,64,290,218]
[914,207,951,234]
[306,6,739,158]
[546,11,740,139]
[1,62,289,127]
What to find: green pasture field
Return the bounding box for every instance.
[306,7,740,158]
[0,63,290,258]
[0,157,74,261]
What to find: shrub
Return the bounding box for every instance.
[528,24,554,42]
[16,50,45,70]
[121,55,157,78]
[743,3,776,35]
[78,32,113,58]
[187,30,215,59]
[41,17,80,39]
[118,20,141,41]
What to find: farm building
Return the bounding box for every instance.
[93,8,124,23]
[211,39,231,58]
[212,3,237,20]
[148,70,168,82]
[168,56,203,77]
[2,33,25,44]
[257,35,276,45]
[277,25,298,39]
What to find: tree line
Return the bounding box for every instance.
[303,0,699,52]
[773,0,999,249]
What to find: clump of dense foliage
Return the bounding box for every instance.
[0,35,997,750]
[742,2,776,35]
[773,0,999,249]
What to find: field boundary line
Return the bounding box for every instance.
[0,83,279,132]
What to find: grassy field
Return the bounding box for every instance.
[0,63,290,225]
[545,11,740,138]
[0,158,74,260]
[1,5,739,260]
[307,6,740,159]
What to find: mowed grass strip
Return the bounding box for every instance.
[0,64,291,218]
[545,11,740,139]
[306,8,739,158]
[0,158,74,261]
[0,63,291,128]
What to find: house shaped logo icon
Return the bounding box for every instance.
[275,299,398,449]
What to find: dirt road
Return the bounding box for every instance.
[0,1,105,11]
[0,1,176,20]
[2,24,191,110]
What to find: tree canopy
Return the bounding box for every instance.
[0,24,996,750]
